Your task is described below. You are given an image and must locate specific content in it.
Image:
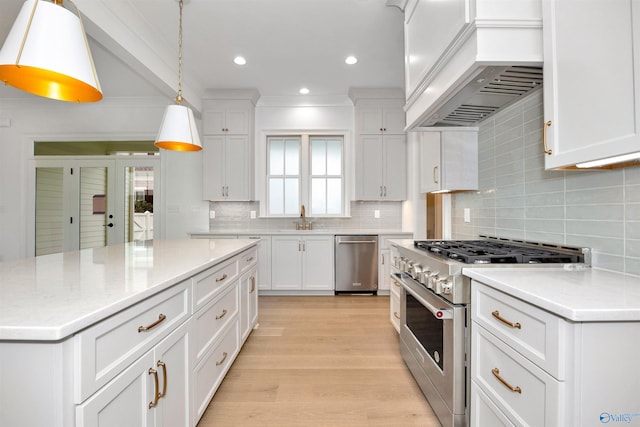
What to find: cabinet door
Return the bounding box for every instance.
[378,249,391,291]
[359,135,384,200]
[239,268,258,341]
[202,135,226,200]
[247,235,272,290]
[203,105,249,135]
[358,108,385,134]
[224,135,251,200]
[271,236,303,289]
[301,236,334,290]
[543,0,640,169]
[203,109,226,135]
[383,109,406,134]
[225,108,250,134]
[382,135,407,200]
[154,321,191,427]
[420,132,441,193]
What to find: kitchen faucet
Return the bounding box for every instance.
[295,204,312,230]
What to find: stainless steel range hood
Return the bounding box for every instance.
[420,65,543,127]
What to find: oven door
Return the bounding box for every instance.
[397,273,467,426]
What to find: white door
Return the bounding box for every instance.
[31,157,160,256]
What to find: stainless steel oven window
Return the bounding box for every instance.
[405,292,445,370]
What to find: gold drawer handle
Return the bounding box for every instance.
[148,367,160,408]
[216,273,228,282]
[393,280,401,287]
[245,256,254,262]
[157,361,167,399]
[138,313,166,333]
[543,120,553,155]
[491,310,521,329]
[492,368,522,394]
[394,311,400,320]
[216,309,228,320]
[216,351,228,366]
[250,276,256,293]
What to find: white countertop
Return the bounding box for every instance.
[0,239,257,341]
[464,267,640,322]
[190,229,412,236]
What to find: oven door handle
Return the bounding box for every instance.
[401,281,453,320]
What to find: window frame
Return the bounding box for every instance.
[260,131,350,218]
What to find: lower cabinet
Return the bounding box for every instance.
[239,266,258,341]
[76,319,192,427]
[271,235,334,291]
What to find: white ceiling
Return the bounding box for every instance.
[0,0,406,103]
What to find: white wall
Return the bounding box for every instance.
[0,96,208,261]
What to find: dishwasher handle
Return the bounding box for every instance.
[336,236,377,245]
[337,239,377,244]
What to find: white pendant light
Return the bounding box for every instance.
[155,0,201,152]
[0,0,102,102]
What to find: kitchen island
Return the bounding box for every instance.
[464,267,640,426]
[0,238,259,427]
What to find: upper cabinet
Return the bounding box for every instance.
[202,90,259,201]
[403,0,543,129]
[542,0,640,169]
[418,128,478,193]
[350,90,407,201]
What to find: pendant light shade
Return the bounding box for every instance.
[154,0,201,152]
[0,0,102,102]
[155,104,202,152]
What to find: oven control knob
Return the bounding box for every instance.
[441,278,453,295]
[410,263,423,279]
[434,276,450,295]
[419,268,431,285]
[427,271,439,289]
[405,260,414,273]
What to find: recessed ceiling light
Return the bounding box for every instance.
[233,56,246,65]
[299,87,310,94]
[345,56,358,65]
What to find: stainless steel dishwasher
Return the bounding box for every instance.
[334,235,378,294]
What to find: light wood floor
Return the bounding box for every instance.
[197,295,440,427]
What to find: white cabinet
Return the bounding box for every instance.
[377,234,412,293]
[419,129,478,193]
[542,0,640,169]
[202,99,255,200]
[77,320,192,427]
[271,235,334,291]
[239,266,258,341]
[353,96,407,201]
[471,280,640,426]
[244,235,272,291]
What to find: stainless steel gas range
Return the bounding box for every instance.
[391,237,590,427]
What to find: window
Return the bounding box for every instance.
[266,134,344,217]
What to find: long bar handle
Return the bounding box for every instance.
[543,120,553,154]
[491,310,521,329]
[250,276,256,293]
[337,240,377,244]
[492,368,522,394]
[157,361,167,399]
[148,368,160,408]
[433,166,439,184]
[138,313,166,333]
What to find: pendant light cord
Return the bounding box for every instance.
[176,0,184,104]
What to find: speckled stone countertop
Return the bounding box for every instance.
[0,239,256,341]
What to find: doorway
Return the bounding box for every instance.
[30,156,160,256]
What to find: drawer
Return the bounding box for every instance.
[390,273,402,298]
[193,320,240,421]
[471,281,571,379]
[390,291,400,333]
[472,323,563,427]
[238,247,258,273]
[193,257,238,310]
[74,281,190,402]
[193,281,239,362]
[471,381,516,427]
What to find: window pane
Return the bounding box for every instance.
[285,139,300,175]
[327,178,342,214]
[326,139,342,175]
[311,178,326,214]
[284,178,299,214]
[311,140,326,175]
[269,178,283,215]
[269,139,284,175]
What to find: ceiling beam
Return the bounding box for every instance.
[73,0,203,114]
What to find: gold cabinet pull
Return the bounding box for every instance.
[492,368,522,394]
[215,309,228,320]
[250,276,256,293]
[148,367,160,408]
[157,361,167,399]
[491,310,521,329]
[216,273,228,283]
[394,311,400,320]
[138,313,166,333]
[245,256,254,262]
[393,280,401,288]
[543,120,553,154]
[216,351,228,366]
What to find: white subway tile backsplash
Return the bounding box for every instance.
[451,91,640,275]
